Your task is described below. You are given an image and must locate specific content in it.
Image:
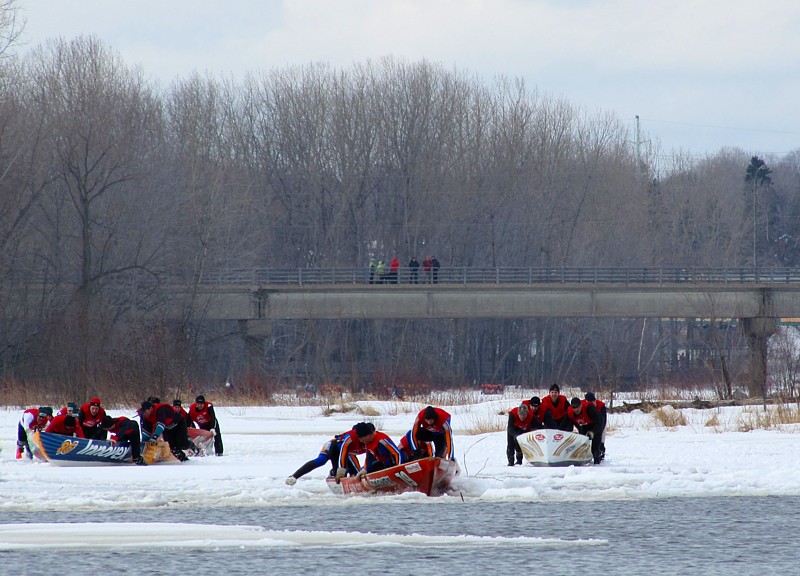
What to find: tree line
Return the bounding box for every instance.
[2,30,800,403]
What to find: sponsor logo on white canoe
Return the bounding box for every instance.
[76,441,131,460]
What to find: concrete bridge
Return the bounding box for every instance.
[189,267,800,326]
[180,266,800,391]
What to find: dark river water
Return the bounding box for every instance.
[2,496,797,575]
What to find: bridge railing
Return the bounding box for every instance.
[197,267,800,286]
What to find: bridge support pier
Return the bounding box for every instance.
[741,317,777,399]
[239,320,271,375]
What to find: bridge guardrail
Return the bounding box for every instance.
[196,267,800,286]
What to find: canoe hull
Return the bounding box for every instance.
[326,457,458,496]
[33,431,132,466]
[188,428,215,456]
[517,429,593,466]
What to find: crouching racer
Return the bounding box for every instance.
[584,392,607,461]
[285,425,366,486]
[45,414,86,438]
[17,406,53,459]
[353,422,404,476]
[567,397,604,464]
[139,400,195,462]
[399,429,432,462]
[507,402,541,466]
[101,415,147,466]
[410,406,454,461]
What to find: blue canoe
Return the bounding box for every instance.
[32,431,132,466]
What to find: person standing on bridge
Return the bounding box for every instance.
[431,256,440,284]
[368,258,376,284]
[389,257,400,284]
[375,260,385,284]
[408,256,420,284]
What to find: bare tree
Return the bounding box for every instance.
[0,0,23,61]
[19,36,163,392]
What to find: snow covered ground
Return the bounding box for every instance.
[2,394,799,549]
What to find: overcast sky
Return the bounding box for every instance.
[14,0,800,159]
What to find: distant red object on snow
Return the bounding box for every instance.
[480,384,505,395]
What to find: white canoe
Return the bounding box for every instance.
[517,429,593,466]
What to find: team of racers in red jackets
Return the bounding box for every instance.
[16,394,224,465]
[507,384,607,466]
[285,405,454,485]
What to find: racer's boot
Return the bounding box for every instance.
[171,448,189,462]
[133,456,147,466]
[16,445,23,459]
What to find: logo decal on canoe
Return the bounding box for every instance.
[56,440,79,454]
[553,433,564,441]
[395,470,419,487]
[76,441,131,460]
[535,433,545,441]
[367,476,396,489]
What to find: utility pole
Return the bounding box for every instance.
[635,115,641,172]
[753,177,757,270]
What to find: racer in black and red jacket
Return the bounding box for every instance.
[189,395,223,456]
[45,414,86,438]
[172,399,193,428]
[506,402,542,466]
[17,406,53,459]
[540,384,571,430]
[101,415,147,465]
[139,401,194,462]
[584,392,607,461]
[567,397,604,464]
[78,397,107,440]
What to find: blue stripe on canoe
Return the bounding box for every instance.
[38,431,132,463]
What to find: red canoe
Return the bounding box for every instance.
[326,457,458,497]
